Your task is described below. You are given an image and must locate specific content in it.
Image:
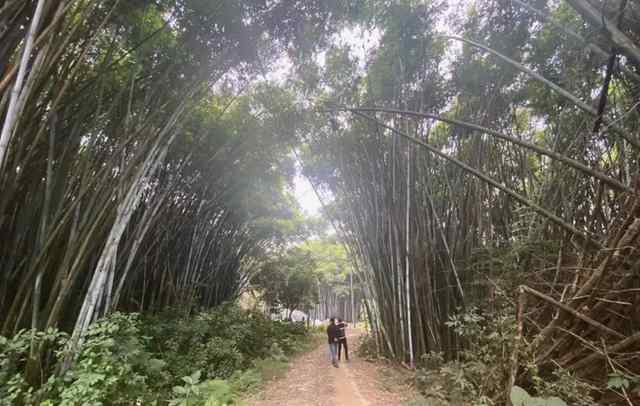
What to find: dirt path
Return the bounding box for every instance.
[246,330,414,406]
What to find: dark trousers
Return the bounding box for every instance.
[338,338,348,360]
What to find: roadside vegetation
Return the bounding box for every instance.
[1,305,314,405]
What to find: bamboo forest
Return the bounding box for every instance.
[1,0,640,405]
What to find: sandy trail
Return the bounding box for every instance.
[246,330,413,406]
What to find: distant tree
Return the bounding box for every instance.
[252,248,318,320]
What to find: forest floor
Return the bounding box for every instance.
[245,329,417,406]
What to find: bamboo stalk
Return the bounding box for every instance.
[0,0,46,171]
[345,109,602,248]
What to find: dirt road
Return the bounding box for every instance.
[246,330,414,406]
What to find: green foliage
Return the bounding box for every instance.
[0,328,68,405]
[439,306,516,402]
[196,337,244,380]
[252,247,319,316]
[414,307,595,406]
[228,342,301,395]
[510,386,567,406]
[229,368,262,394]
[605,371,640,395]
[529,368,596,406]
[1,306,310,405]
[141,304,310,400]
[169,371,234,406]
[357,333,378,360]
[143,305,307,381]
[252,358,289,382]
[56,313,161,405]
[160,308,310,404]
[0,313,165,405]
[299,239,353,281]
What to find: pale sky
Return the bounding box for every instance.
[293,172,323,216]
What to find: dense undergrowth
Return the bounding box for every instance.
[0,305,312,405]
[410,306,596,406]
[360,304,598,406]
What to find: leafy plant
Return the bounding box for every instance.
[356,333,378,359]
[56,313,162,405]
[2,305,310,404]
[530,367,596,405]
[229,368,262,394]
[415,306,595,406]
[253,356,289,382]
[169,370,234,406]
[0,328,68,405]
[196,337,244,379]
[606,371,640,393]
[510,385,567,406]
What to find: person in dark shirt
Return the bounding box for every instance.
[326,318,340,367]
[337,318,349,361]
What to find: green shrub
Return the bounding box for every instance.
[197,337,244,379]
[529,368,596,406]
[0,328,68,405]
[253,357,289,381]
[170,370,234,406]
[413,307,596,406]
[510,385,567,406]
[56,312,163,405]
[267,342,287,362]
[2,305,311,405]
[229,368,262,394]
[357,333,378,359]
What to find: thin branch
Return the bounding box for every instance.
[347,106,630,193]
[330,108,602,249]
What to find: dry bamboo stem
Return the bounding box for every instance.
[343,109,602,249]
[522,285,625,339]
[506,286,526,406]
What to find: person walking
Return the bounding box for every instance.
[326,318,340,368]
[337,318,349,361]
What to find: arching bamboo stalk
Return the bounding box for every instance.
[564,0,640,65]
[341,109,602,248]
[441,35,640,150]
[345,107,630,193]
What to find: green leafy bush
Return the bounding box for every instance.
[439,306,515,402]
[252,357,289,382]
[142,304,308,383]
[56,312,163,405]
[510,385,567,406]
[0,328,68,405]
[357,333,378,359]
[266,342,287,362]
[2,305,310,405]
[229,368,262,393]
[529,368,596,406]
[414,307,595,406]
[196,337,244,379]
[170,370,234,406]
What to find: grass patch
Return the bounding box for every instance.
[253,358,290,382]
